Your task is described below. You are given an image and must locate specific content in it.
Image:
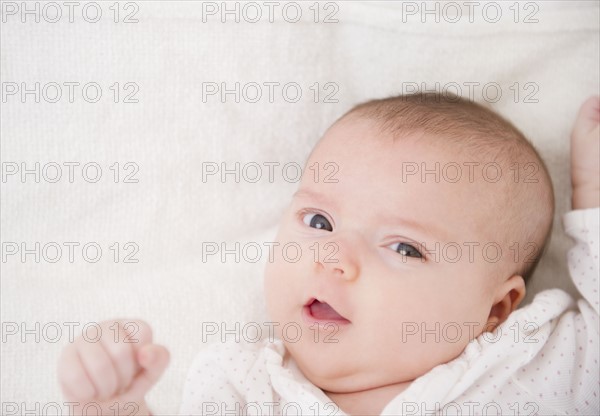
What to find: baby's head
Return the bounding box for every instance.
[263,92,554,393]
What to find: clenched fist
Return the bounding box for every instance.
[57,319,169,416]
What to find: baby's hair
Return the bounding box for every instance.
[338,92,555,285]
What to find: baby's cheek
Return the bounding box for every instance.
[439,304,491,351]
[415,297,489,351]
[264,257,297,318]
[263,262,282,319]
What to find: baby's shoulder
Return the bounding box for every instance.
[188,337,286,376]
[181,338,289,413]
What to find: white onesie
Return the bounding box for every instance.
[179,208,599,415]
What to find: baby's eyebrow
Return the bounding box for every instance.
[383,214,447,242]
[292,189,333,205]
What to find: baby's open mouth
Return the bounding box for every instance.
[303,298,351,324]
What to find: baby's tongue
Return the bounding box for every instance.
[310,301,344,320]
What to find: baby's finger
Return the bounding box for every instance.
[77,339,120,400]
[119,319,153,352]
[121,344,170,401]
[100,322,139,394]
[57,343,96,401]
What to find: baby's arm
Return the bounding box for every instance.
[558,97,600,411]
[56,319,170,416]
[567,96,599,315]
[571,96,600,210]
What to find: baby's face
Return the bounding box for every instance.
[264,116,511,393]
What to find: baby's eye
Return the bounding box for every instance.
[389,242,422,258]
[302,213,333,232]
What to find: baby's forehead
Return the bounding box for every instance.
[312,110,545,188]
[312,116,475,169]
[316,113,543,174]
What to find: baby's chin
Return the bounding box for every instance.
[303,366,407,395]
[285,341,402,393]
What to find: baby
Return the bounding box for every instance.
[57,92,600,415]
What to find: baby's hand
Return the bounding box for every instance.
[57,319,169,416]
[571,96,600,210]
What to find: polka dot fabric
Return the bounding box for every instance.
[179,208,599,415]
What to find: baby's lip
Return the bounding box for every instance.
[303,297,351,323]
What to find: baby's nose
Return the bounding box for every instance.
[314,235,361,281]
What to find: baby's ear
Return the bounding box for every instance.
[485,275,526,331]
